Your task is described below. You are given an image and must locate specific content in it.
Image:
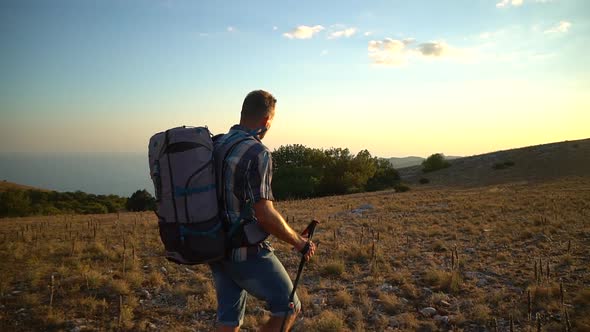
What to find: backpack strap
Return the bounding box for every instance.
[218,135,254,234]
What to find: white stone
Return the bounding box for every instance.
[420,307,437,317]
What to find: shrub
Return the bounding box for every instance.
[422,153,450,173]
[321,260,345,277]
[304,310,345,332]
[493,161,515,170]
[394,184,410,193]
[419,178,430,184]
[333,289,353,307]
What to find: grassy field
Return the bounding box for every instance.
[1,177,589,331]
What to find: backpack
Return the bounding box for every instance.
[148,126,226,265]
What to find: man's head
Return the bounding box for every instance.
[240,90,276,139]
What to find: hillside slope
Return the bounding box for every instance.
[0,180,50,192]
[398,138,590,186]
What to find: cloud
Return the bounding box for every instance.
[320,50,329,56]
[368,38,474,67]
[544,21,572,34]
[496,0,524,8]
[227,26,235,32]
[328,27,357,39]
[368,38,409,66]
[496,0,552,8]
[417,41,450,57]
[283,25,325,39]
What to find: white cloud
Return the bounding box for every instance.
[273,26,278,31]
[320,50,329,56]
[544,21,572,34]
[227,26,235,32]
[283,25,325,39]
[368,38,475,67]
[496,0,553,8]
[368,38,410,66]
[328,27,357,39]
[496,0,523,8]
[364,31,373,37]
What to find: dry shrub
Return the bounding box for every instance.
[297,286,312,310]
[147,271,165,289]
[400,281,419,299]
[124,270,143,288]
[529,283,561,310]
[424,269,462,293]
[303,310,346,332]
[345,306,364,331]
[83,268,106,289]
[378,291,403,315]
[108,278,131,295]
[333,289,353,308]
[469,303,491,323]
[321,260,345,277]
[391,312,419,330]
[573,288,590,309]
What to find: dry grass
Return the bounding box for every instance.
[0,177,589,331]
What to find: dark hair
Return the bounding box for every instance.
[241,90,276,122]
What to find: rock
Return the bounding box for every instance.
[359,204,374,210]
[380,283,396,292]
[143,265,149,269]
[434,315,449,324]
[11,290,22,295]
[142,290,152,300]
[422,287,433,297]
[439,300,451,307]
[476,279,488,287]
[160,267,168,274]
[184,267,194,274]
[147,322,157,330]
[16,308,26,314]
[464,248,476,254]
[420,307,437,317]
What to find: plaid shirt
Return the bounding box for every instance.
[214,125,274,245]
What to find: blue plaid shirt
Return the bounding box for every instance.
[214,125,274,245]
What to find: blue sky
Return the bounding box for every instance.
[1,0,588,158]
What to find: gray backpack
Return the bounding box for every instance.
[148,126,226,265]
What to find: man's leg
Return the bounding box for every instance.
[209,262,248,330]
[259,309,299,332]
[225,248,302,331]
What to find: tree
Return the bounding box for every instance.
[422,153,451,173]
[366,158,400,191]
[0,190,32,217]
[126,189,156,212]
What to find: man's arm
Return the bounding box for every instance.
[254,199,316,260]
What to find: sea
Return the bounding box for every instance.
[0,153,153,197]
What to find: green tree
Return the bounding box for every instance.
[0,190,32,217]
[126,189,156,212]
[366,158,400,191]
[422,153,451,173]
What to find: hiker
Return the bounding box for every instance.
[210,90,317,332]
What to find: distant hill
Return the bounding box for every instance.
[398,138,590,186]
[0,180,50,192]
[387,156,424,169]
[387,155,461,169]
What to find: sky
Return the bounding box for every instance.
[1,0,589,159]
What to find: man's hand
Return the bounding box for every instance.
[295,238,316,262]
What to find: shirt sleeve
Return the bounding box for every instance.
[248,149,275,202]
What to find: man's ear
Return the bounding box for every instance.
[261,115,271,127]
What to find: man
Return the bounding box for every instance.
[211,90,316,332]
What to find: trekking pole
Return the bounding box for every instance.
[280,219,319,332]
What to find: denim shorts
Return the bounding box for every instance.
[209,243,301,326]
